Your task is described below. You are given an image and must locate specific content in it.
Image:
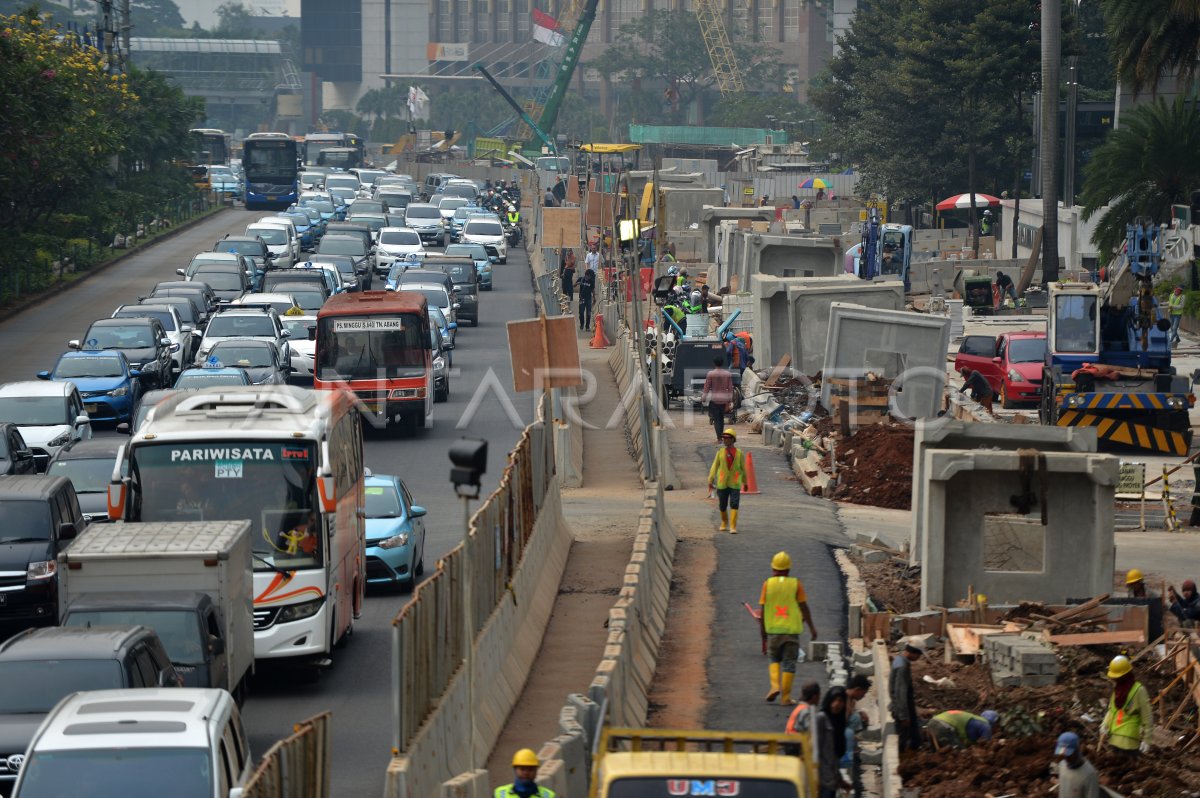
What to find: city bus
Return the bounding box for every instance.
[303,132,364,169]
[243,132,300,210]
[189,128,232,166]
[314,291,433,431]
[106,386,366,666]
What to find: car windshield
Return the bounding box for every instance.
[15,747,212,798]
[0,659,123,713]
[380,230,420,246]
[306,200,334,213]
[86,325,154,349]
[348,216,385,232]
[0,501,51,538]
[1008,338,1047,363]
[120,309,176,331]
[365,483,402,517]
[446,244,487,260]
[405,287,449,308]
[0,397,69,426]
[175,371,248,388]
[215,240,267,256]
[441,264,473,284]
[439,198,467,210]
[248,227,286,246]
[210,345,274,368]
[319,238,366,256]
[283,319,316,339]
[147,300,196,325]
[406,206,439,219]
[465,221,503,237]
[280,214,309,228]
[325,177,359,191]
[54,355,125,379]
[276,290,323,312]
[193,271,242,291]
[205,315,275,338]
[64,609,204,664]
[357,170,386,185]
[48,456,114,493]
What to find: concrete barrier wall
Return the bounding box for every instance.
[872,640,902,798]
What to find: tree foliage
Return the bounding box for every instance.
[1080,98,1200,257]
[812,0,1040,211]
[1100,0,1200,96]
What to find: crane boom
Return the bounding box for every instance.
[694,0,745,96]
[531,0,599,148]
[473,64,557,155]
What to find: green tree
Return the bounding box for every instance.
[1079,98,1200,257]
[132,0,184,33]
[1101,0,1200,96]
[214,1,262,37]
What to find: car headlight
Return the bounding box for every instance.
[433,356,445,369]
[1007,369,1024,383]
[47,431,71,447]
[276,596,325,624]
[27,560,56,581]
[377,531,410,550]
[108,385,129,397]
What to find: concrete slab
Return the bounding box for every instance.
[909,420,1098,565]
[787,277,904,376]
[749,233,842,279]
[919,448,1118,608]
[821,303,951,420]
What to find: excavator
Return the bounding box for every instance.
[1039,219,1197,455]
[843,208,914,291]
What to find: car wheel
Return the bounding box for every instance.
[1000,383,1015,409]
[500,257,507,264]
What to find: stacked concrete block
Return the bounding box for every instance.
[788,277,904,376]
[983,634,1058,687]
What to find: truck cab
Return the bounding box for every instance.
[591,728,815,798]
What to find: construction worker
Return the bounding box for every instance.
[1054,731,1101,798]
[845,674,873,798]
[1126,568,1148,598]
[1101,655,1153,755]
[724,331,754,380]
[785,681,822,733]
[926,709,1000,749]
[980,209,994,237]
[959,367,994,413]
[758,550,819,705]
[707,428,744,531]
[1169,285,1185,346]
[701,357,735,444]
[1168,579,1200,625]
[994,269,1017,303]
[495,749,555,798]
[890,638,924,751]
[684,289,704,315]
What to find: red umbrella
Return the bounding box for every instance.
[936,193,1001,211]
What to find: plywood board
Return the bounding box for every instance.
[585,191,619,228]
[1043,630,1145,646]
[540,207,582,250]
[507,315,583,392]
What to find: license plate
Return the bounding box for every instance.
[0,593,8,606]
[267,195,278,201]
[85,404,100,414]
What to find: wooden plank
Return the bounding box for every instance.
[1047,594,1109,622]
[1044,630,1145,646]
[764,355,792,389]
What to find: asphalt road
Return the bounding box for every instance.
[0,208,536,796]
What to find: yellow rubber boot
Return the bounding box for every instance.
[765,663,781,702]
[780,672,795,706]
[729,509,739,534]
[719,511,729,531]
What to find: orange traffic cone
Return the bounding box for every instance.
[742,451,760,494]
[590,313,611,348]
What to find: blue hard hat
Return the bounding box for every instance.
[982,710,1000,727]
[1054,731,1079,756]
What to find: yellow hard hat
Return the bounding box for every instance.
[722,428,736,440]
[771,551,791,571]
[512,748,539,768]
[1125,568,1144,585]
[1107,655,1132,679]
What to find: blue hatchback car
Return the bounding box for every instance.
[365,474,427,589]
[37,350,141,423]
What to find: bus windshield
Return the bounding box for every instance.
[316,315,428,381]
[129,441,321,569]
[245,144,295,179]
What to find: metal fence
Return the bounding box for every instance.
[390,392,555,752]
[240,711,332,798]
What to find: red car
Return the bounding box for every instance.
[954,331,1047,408]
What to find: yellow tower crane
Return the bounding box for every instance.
[694,0,745,96]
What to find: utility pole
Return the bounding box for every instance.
[119,0,130,70]
[1040,0,1061,283]
[1062,0,1081,209]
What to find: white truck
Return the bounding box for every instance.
[57,520,254,702]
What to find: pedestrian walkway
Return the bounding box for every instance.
[484,343,645,786]
[653,417,850,733]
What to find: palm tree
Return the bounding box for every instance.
[1080,97,1200,257]
[1101,0,1200,96]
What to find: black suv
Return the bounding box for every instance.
[0,625,180,789]
[0,475,86,626]
[70,318,177,389]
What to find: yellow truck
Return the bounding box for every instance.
[590,728,817,798]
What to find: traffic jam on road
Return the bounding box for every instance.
[0,161,526,797]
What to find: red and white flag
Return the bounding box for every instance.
[532,8,565,46]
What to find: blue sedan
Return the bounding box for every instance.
[37,350,141,423]
[364,474,427,589]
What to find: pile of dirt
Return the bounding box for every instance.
[828,424,914,509]
[851,555,920,614]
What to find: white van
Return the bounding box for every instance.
[12,688,252,798]
[246,222,296,269]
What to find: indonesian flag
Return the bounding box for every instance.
[532,8,565,46]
